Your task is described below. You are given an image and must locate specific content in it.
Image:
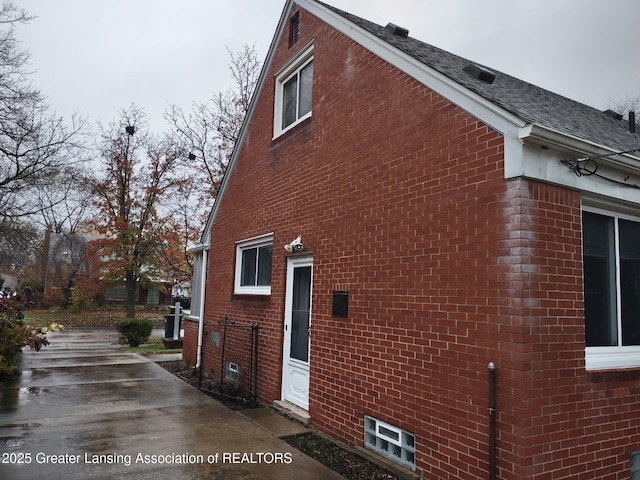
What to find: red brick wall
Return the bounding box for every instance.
[188,5,640,479]
[182,319,198,366]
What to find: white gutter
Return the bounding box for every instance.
[196,248,207,368]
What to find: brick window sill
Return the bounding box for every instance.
[231,294,271,302]
[587,368,640,383]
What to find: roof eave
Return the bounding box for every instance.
[520,123,640,173]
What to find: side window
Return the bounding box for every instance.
[583,209,640,369]
[235,235,273,295]
[274,45,313,137]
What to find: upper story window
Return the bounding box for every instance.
[274,44,313,138]
[235,234,273,295]
[583,208,640,369]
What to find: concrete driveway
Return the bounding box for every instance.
[0,329,343,480]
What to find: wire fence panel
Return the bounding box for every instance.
[200,316,260,407]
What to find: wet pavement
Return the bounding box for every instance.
[0,329,343,480]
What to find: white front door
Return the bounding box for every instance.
[281,256,313,410]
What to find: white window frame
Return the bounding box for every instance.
[234,234,274,295]
[273,44,314,138]
[583,205,640,370]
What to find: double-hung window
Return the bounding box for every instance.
[583,209,640,369]
[274,45,313,137]
[235,235,273,295]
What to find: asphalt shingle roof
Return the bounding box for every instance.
[323,2,640,154]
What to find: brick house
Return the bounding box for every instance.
[184,1,640,478]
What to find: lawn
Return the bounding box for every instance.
[23,307,181,356]
[121,336,182,355]
[24,307,166,329]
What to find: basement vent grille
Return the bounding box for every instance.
[225,361,242,384]
[364,415,415,470]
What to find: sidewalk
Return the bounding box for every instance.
[0,329,344,480]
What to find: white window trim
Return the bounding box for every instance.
[234,234,274,295]
[273,43,314,138]
[583,204,640,370]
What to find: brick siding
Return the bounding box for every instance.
[187,6,640,479]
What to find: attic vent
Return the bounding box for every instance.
[463,63,495,84]
[603,109,623,120]
[289,11,299,46]
[385,22,409,38]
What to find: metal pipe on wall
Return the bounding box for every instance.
[488,362,497,480]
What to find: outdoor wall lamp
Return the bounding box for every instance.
[284,236,304,253]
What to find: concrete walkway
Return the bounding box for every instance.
[0,329,344,480]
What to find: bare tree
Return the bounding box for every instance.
[608,94,640,120]
[166,45,261,198]
[0,3,86,220]
[33,167,93,235]
[0,217,38,271]
[87,106,187,318]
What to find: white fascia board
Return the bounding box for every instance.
[520,123,640,172]
[519,123,640,204]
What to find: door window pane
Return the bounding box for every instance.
[290,266,311,362]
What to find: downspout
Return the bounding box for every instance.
[196,249,208,368]
[488,362,497,480]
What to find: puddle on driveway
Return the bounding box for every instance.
[0,383,50,412]
[0,422,39,449]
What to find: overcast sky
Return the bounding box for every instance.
[17,0,640,134]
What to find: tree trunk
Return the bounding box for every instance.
[125,271,137,319]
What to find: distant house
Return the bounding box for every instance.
[101,280,172,307]
[43,230,172,307]
[184,1,640,478]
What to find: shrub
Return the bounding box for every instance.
[117,319,153,347]
[0,289,62,379]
